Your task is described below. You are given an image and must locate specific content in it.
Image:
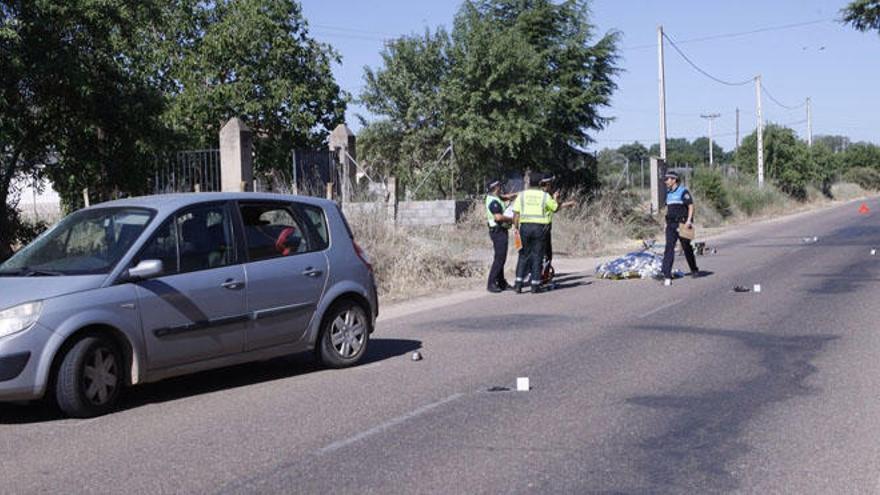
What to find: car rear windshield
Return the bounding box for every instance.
[0,207,154,276]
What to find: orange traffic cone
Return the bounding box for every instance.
[859,203,870,214]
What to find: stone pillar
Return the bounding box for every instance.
[650,156,666,215]
[329,124,356,203]
[220,117,254,192]
[386,176,398,223]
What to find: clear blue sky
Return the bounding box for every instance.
[300,0,879,152]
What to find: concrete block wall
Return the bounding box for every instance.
[344,199,472,226]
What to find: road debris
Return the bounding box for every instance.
[411,351,423,361]
[733,286,751,293]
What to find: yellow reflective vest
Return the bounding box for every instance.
[512,189,558,224]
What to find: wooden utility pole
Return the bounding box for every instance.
[755,75,765,188]
[700,113,721,166]
[657,25,668,161]
[735,108,740,149]
[806,97,813,147]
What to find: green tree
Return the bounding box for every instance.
[842,0,880,33]
[841,142,880,169]
[158,0,347,175]
[736,124,811,199]
[359,29,451,192]
[649,138,701,167]
[1,0,170,260]
[814,134,851,153]
[360,0,619,196]
[616,142,649,166]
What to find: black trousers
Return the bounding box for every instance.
[515,223,547,287]
[544,224,553,264]
[488,228,509,288]
[661,222,698,278]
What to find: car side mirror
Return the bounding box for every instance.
[125,259,164,282]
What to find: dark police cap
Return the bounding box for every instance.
[487,179,503,191]
[539,175,556,185]
[664,170,680,180]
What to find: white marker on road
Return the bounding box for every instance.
[872,249,876,256]
[516,377,530,392]
[753,284,762,293]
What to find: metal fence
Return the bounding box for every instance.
[292,149,339,196]
[152,150,221,194]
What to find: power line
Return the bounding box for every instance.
[624,18,833,51]
[662,32,753,87]
[760,83,806,110]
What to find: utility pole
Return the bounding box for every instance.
[735,108,740,149]
[755,75,764,187]
[657,25,668,161]
[700,113,721,166]
[806,97,812,147]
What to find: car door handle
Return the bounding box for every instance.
[302,267,323,278]
[221,279,245,290]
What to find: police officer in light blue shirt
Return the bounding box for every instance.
[660,170,700,283]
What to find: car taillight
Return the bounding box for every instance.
[352,239,373,273]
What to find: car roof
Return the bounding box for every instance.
[84,192,336,216]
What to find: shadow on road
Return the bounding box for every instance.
[620,325,837,493]
[0,338,420,424]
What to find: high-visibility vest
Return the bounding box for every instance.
[514,189,557,224]
[666,185,689,205]
[485,195,506,228]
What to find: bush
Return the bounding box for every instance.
[691,169,732,218]
[727,179,792,217]
[553,190,661,255]
[843,167,880,191]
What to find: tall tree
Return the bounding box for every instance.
[842,0,880,33]
[359,29,451,190]
[736,124,811,199]
[159,0,347,175]
[360,0,619,196]
[1,0,169,259]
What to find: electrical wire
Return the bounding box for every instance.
[662,32,753,87]
[760,83,807,110]
[623,18,833,51]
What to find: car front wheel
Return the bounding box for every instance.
[318,301,370,368]
[55,336,123,418]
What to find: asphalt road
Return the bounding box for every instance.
[3,199,880,494]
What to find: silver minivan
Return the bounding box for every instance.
[0,193,378,417]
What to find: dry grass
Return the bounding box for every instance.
[552,191,661,256]
[346,180,872,303]
[346,207,483,301]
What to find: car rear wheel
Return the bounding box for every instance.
[318,301,370,368]
[55,336,123,418]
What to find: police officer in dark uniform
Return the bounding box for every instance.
[660,170,700,283]
[486,179,516,293]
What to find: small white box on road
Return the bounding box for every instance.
[516,377,530,391]
[753,284,762,293]
[872,249,876,256]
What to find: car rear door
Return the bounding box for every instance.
[238,201,329,351]
[133,202,247,369]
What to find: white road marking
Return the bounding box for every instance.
[639,300,682,319]
[317,393,464,455]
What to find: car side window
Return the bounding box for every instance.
[138,219,179,276]
[176,204,235,273]
[240,203,310,261]
[296,204,330,251]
